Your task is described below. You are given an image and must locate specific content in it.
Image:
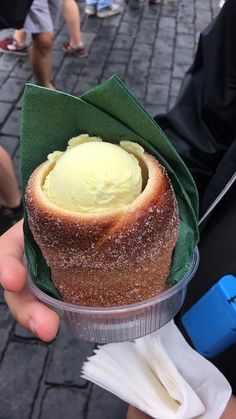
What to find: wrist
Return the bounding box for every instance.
[221,395,236,419]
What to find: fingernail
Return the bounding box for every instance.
[28,319,38,338]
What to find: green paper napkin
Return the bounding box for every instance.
[20,75,199,299]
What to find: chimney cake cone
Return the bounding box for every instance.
[25,137,179,307]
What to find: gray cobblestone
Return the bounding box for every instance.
[0,342,48,419]
[0,102,13,125]
[40,387,88,419]
[87,384,127,419]
[0,135,19,156]
[0,305,14,358]
[1,108,21,136]
[46,325,94,387]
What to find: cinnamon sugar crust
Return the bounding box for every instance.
[25,150,179,307]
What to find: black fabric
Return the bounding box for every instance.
[0,0,34,30]
[154,0,236,390]
[155,0,236,216]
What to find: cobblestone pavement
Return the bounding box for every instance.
[0,1,220,418]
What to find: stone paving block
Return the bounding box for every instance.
[169,77,182,99]
[124,79,146,102]
[0,342,48,419]
[108,49,130,64]
[13,150,21,186]
[102,63,127,80]
[196,0,211,12]
[149,67,171,85]
[87,384,127,419]
[83,16,102,34]
[101,13,123,28]
[146,82,169,106]
[0,305,14,358]
[10,58,32,80]
[161,2,178,18]
[0,285,4,303]
[113,34,134,50]
[0,54,19,72]
[177,2,194,23]
[118,21,139,36]
[0,70,9,88]
[1,108,21,137]
[46,325,94,387]
[0,135,19,156]
[168,95,177,110]
[177,21,194,34]
[154,38,174,54]
[158,15,176,29]
[73,80,99,97]
[14,324,35,340]
[0,77,24,102]
[54,73,78,93]
[174,46,194,67]
[151,52,172,70]
[145,103,167,116]
[52,49,65,72]
[40,387,88,419]
[195,16,212,34]
[0,102,13,125]
[176,32,194,49]
[172,62,189,79]
[142,4,161,20]
[122,9,142,23]
[79,62,102,83]
[127,55,149,79]
[58,56,84,78]
[93,24,117,40]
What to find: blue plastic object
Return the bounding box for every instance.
[181,275,236,358]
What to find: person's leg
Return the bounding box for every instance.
[24,0,62,88]
[62,0,82,47]
[0,29,28,55]
[30,31,54,88]
[0,147,21,208]
[62,0,87,57]
[14,29,27,46]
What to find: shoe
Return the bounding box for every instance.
[63,41,88,58]
[97,3,122,18]
[85,5,97,15]
[0,36,28,56]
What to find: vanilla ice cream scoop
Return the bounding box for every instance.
[43,134,143,213]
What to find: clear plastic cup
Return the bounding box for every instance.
[27,247,199,343]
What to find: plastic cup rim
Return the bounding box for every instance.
[26,247,199,315]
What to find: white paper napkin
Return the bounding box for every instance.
[81,321,231,419]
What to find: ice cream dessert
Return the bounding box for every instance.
[43,135,143,213]
[25,134,179,307]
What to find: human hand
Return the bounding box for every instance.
[127,406,151,419]
[126,394,236,419]
[0,220,59,341]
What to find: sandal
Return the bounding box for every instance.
[0,201,23,235]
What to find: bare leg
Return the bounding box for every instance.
[14,29,27,46]
[30,32,54,88]
[0,147,21,208]
[63,0,82,47]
